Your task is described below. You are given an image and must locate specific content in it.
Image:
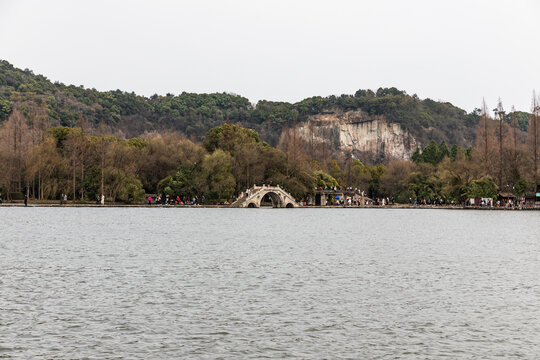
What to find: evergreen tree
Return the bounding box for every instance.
[438,141,450,161]
[411,147,423,163]
[422,140,440,165]
[450,144,460,160]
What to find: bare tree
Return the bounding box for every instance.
[475,99,494,175]
[97,121,111,202]
[495,99,505,187]
[0,108,34,199]
[510,106,520,160]
[308,121,315,159]
[64,129,86,200]
[528,92,540,189]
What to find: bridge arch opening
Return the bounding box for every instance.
[247,202,257,208]
[262,192,282,208]
[285,203,294,208]
[260,193,273,207]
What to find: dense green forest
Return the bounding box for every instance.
[1,59,520,148]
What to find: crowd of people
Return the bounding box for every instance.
[146,195,205,206]
[0,188,536,209]
[465,197,529,209]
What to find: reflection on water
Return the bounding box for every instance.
[1,208,539,358]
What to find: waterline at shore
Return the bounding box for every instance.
[1,201,537,210]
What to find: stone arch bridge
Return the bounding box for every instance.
[230,185,299,208]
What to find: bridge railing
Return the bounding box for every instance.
[230,184,298,208]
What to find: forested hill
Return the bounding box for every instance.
[0,59,509,147]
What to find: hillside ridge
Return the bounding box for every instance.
[0,59,514,158]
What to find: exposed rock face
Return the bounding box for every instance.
[296,110,418,162]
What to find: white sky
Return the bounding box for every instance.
[1,0,539,113]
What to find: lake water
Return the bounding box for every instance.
[1,207,539,359]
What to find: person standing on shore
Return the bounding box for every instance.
[148,196,152,205]
[24,194,28,207]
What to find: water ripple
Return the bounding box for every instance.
[0,208,539,358]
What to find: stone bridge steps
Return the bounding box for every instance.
[229,186,263,207]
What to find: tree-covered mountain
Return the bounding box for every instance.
[0,59,521,149]
[0,60,254,139]
[1,59,538,203]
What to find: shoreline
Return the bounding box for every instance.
[0,202,538,210]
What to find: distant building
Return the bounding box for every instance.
[523,192,540,208]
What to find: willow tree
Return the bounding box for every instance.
[26,136,66,200]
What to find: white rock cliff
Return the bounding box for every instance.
[295,110,418,162]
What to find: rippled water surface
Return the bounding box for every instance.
[1,208,539,359]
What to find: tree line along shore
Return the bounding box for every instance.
[0,93,539,207]
[1,200,538,210]
[1,60,539,206]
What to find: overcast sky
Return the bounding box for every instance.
[1,0,539,113]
